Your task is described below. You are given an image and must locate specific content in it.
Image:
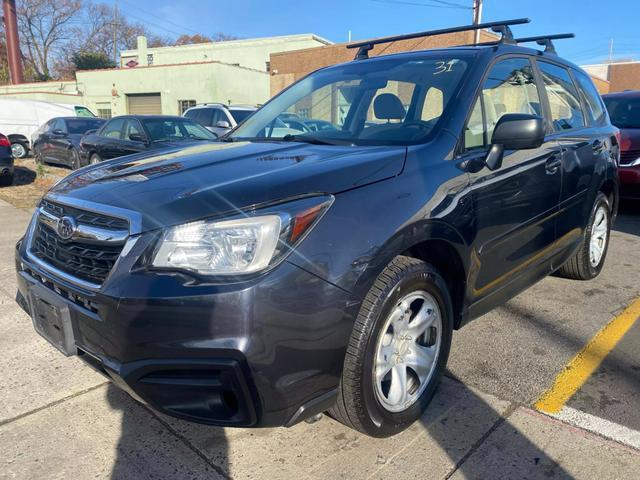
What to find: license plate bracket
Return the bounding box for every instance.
[28,284,76,356]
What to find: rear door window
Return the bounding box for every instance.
[573,69,607,126]
[538,61,585,131]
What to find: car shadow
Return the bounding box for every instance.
[614,200,640,237]
[10,165,37,187]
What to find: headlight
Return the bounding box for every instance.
[151,196,333,276]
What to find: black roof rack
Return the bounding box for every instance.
[346,18,530,60]
[514,33,575,54]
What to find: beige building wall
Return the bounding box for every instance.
[121,34,332,72]
[0,62,269,117]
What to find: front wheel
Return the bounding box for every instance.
[556,192,611,280]
[328,256,453,437]
[70,148,81,170]
[89,153,102,165]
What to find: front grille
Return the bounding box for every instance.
[41,199,129,231]
[620,149,640,165]
[30,200,130,285]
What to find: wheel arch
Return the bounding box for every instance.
[349,220,470,330]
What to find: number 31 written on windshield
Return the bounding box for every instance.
[434,60,456,75]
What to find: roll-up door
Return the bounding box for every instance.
[127,93,162,115]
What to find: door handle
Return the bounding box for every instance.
[545,155,562,174]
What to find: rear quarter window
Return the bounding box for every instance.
[573,69,607,126]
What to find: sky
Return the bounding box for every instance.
[104,0,639,65]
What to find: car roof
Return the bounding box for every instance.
[110,115,187,121]
[325,43,583,72]
[55,116,104,121]
[602,90,640,99]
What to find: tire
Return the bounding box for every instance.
[34,148,44,165]
[328,255,453,437]
[89,153,102,165]
[11,142,28,159]
[70,148,81,170]
[556,192,611,280]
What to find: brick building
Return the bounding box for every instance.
[269,30,499,97]
[582,61,640,94]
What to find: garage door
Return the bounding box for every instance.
[127,93,162,115]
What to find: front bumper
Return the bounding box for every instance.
[15,236,354,427]
[619,165,640,199]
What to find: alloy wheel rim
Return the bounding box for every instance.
[589,205,608,267]
[373,291,442,413]
[91,155,99,165]
[11,143,25,158]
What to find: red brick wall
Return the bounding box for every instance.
[609,63,640,93]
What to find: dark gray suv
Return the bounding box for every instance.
[15,19,619,437]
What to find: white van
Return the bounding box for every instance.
[0,99,95,158]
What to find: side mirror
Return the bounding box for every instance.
[52,129,66,136]
[129,133,148,143]
[485,113,545,171]
[216,120,231,129]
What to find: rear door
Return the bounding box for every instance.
[535,61,611,259]
[97,118,126,159]
[463,56,562,309]
[49,118,70,164]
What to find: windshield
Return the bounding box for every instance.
[231,54,472,146]
[604,96,640,129]
[229,109,255,124]
[74,106,96,117]
[67,118,104,134]
[141,118,218,142]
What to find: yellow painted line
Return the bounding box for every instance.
[535,297,640,414]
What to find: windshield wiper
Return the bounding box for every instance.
[281,134,337,145]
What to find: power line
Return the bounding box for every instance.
[118,0,202,36]
[370,0,471,10]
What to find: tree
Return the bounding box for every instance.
[72,51,115,70]
[174,34,212,46]
[17,0,83,80]
[211,32,240,42]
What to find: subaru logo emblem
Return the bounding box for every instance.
[56,216,77,240]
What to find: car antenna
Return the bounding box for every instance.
[346,18,531,61]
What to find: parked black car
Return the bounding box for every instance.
[79,115,217,165]
[15,19,619,438]
[0,133,14,186]
[33,117,106,170]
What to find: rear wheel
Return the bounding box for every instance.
[70,148,81,170]
[0,174,13,187]
[556,192,611,280]
[328,256,453,437]
[11,141,27,159]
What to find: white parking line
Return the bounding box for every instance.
[550,406,640,451]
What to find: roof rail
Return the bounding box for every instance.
[514,33,575,54]
[346,18,531,60]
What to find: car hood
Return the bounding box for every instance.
[48,140,406,231]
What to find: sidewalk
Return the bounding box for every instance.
[0,197,638,479]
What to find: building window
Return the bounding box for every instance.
[96,103,112,119]
[147,54,154,66]
[265,61,271,72]
[178,100,197,115]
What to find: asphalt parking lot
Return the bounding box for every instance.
[1,198,639,479]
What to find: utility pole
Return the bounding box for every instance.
[608,37,614,64]
[2,0,24,84]
[472,0,483,45]
[112,1,119,66]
